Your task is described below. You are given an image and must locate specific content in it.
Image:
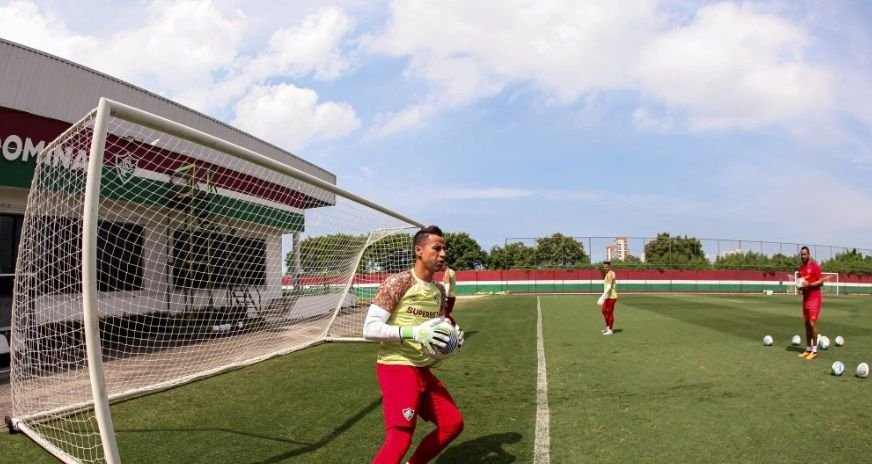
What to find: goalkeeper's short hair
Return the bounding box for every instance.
[414,225,444,248]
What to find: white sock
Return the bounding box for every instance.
[812,346,818,353]
[806,346,813,352]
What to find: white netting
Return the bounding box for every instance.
[10,106,417,463]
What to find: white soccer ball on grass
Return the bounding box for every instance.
[791,335,801,346]
[857,363,870,379]
[818,336,830,350]
[762,335,774,346]
[834,336,844,347]
[831,361,845,376]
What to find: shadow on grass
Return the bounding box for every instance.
[117,397,381,463]
[626,296,864,342]
[436,432,522,464]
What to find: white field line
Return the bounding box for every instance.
[534,296,550,464]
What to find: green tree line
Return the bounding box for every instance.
[285,231,872,275]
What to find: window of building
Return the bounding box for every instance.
[172,229,266,289]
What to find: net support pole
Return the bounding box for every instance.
[82,97,122,464]
[322,231,377,342]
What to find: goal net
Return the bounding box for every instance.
[8,99,420,464]
[790,271,840,295]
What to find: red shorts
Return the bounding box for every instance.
[376,363,461,430]
[802,298,822,322]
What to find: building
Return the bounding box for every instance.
[0,38,336,373]
[606,236,630,261]
[721,248,745,258]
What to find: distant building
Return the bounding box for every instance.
[722,249,745,258]
[606,236,630,261]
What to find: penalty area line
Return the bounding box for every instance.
[534,296,550,464]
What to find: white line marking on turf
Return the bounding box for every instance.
[534,296,550,464]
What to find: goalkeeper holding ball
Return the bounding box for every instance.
[598,261,618,335]
[363,225,464,463]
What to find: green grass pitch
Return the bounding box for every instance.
[2,293,871,463]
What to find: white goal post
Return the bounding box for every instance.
[790,271,840,295]
[8,98,422,464]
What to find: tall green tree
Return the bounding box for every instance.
[821,249,872,276]
[489,241,536,269]
[714,250,771,270]
[535,233,589,268]
[644,233,709,269]
[286,233,367,274]
[444,232,488,270]
[608,254,644,269]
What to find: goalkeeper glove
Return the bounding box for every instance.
[400,318,451,356]
[454,323,464,351]
[597,296,605,306]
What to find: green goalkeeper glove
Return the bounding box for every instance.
[454,323,464,351]
[400,318,452,355]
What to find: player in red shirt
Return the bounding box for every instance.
[797,246,825,360]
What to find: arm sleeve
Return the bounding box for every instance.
[600,282,612,298]
[362,304,402,341]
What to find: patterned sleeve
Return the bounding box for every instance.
[373,272,411,313]
[435,281,447,313]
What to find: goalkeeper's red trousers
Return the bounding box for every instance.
[373,364,464,463]
[602,298,617,329]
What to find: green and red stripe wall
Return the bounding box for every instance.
[439,269,872,295]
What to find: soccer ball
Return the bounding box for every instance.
[426,320,460,360]
[795,277,807,287]
[831,361,845,376]
[791,335,801,346]
[857,363,870,379]
[762,335,774,346]
[818,336,830,350]
[834,336,844,347]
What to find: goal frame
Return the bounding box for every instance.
[11,98,423,464]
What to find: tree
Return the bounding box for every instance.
[535,233,589,268]
[444,232,488,270]
[714,250,770,270]
[644,233,709,269]
[821,249,872,276]
[608,254,644,269]
[286,233,366,274]
[363,233,413,274]
[489,241,536,269]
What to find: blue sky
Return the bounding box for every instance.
[2,0,870,256]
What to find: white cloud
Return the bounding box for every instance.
[366,0,833,134]
[231,83,360,151]
[0,1,362,150]
[0,1,99,58]
[366,102,435,138]
[175,6,357,113]
[637,2,832,130]
[632,107,675,132]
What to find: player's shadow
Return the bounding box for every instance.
[436,432,521,463]
[462,330,479,341]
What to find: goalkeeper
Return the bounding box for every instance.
[597,261,618,335]
[363,225,464,463]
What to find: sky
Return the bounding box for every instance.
[1,0,871,259]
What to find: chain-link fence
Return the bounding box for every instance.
[466,236,872,295]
